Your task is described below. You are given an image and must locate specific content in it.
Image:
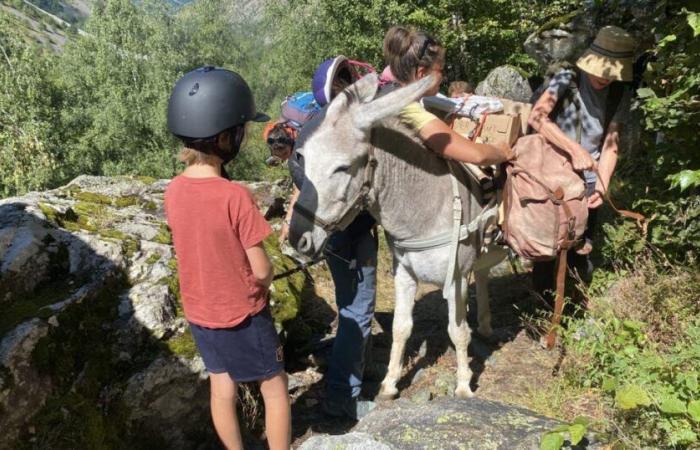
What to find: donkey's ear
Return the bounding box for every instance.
[347,73,380,104]
[353,75,436,131]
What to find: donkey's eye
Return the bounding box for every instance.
[333,165,351,174]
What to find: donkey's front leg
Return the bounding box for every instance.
[449,276,474,398]
[377,263,417,401]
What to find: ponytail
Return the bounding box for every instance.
[383,26,445,83]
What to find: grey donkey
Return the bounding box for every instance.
[289,73,506,400]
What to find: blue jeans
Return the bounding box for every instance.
[325,220,377,402]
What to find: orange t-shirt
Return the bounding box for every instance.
[164,176,272,328]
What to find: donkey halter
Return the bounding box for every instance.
[293,144,378,234]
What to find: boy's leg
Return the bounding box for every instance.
[259,372,291,450]
[209,372,243,450]
[325,228,377,410]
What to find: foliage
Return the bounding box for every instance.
[260,0,577,110]
[601,3,700,266]
[561,261,700,448]
[0,0,274,198]
[540,417,589,450]
[0,12,62,196]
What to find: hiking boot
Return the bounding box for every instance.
[322,397,377,421]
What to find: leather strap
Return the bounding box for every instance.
[544,247,568,350]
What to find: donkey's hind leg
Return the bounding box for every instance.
[449,276,474,398]
[474,268,493,338]
[377,263,417,401]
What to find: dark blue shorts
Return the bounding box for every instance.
[189,307,284,382]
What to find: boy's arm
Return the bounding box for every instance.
[245,243,273,289]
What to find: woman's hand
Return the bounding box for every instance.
[280,220,290,242]
[495,141,516,161]
[570,148,596,172]
[588,191,604,208]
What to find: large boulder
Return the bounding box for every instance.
[0,176,302,449]
[524,2,658,71]
[475,66,533,103]
[300,397,601,449]
[523,10,594,70]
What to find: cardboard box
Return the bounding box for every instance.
[499,98,532,135]
[479,113,521,147]
[452,109,522,147]
[452,117,478,138]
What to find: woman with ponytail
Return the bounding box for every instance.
[383,26,514,165]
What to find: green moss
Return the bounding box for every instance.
[0,279,75,337]
[165,328,197,359]
[152,223,172,245]
[537,9,581,33]
[121,238,140,259]
[158,274,180,303]
[264,235,305,326]
[24,274,167,449]
[99,229,127,240]
[71,191,113,205]
[143,201,158,212]
[134,176,157,185]
[113,195,140,208]
[38,202,60,224]
[145,254,161,265]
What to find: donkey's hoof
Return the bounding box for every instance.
[455,387,474,399]
[376,388,398,402]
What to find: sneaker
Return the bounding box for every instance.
[322,397,377,421]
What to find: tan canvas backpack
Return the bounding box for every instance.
[502,134,588,261]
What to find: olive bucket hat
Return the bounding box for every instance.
[576,26,636,82]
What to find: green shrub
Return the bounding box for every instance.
[561,261,700,448]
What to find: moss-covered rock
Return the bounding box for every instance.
[301,398,603,449]
[1,175,304,449]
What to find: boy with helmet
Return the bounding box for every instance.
[164,66,291,450]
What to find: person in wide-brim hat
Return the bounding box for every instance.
[576,25,636,82]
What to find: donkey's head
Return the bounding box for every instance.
[290,73,435,258]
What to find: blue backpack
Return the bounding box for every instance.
[281,91,321,128]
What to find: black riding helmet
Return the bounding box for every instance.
[167,66,269,140]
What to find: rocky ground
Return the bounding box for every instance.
[282,248,580,449]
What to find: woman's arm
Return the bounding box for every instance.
[417,118,514,165]
[528,89,596,172]
[280,186,300,241]
[589,122,621,208]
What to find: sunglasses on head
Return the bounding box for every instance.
[267,136,294,146]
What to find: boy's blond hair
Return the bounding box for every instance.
[448,81,474,97]
[178,146,222,166]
